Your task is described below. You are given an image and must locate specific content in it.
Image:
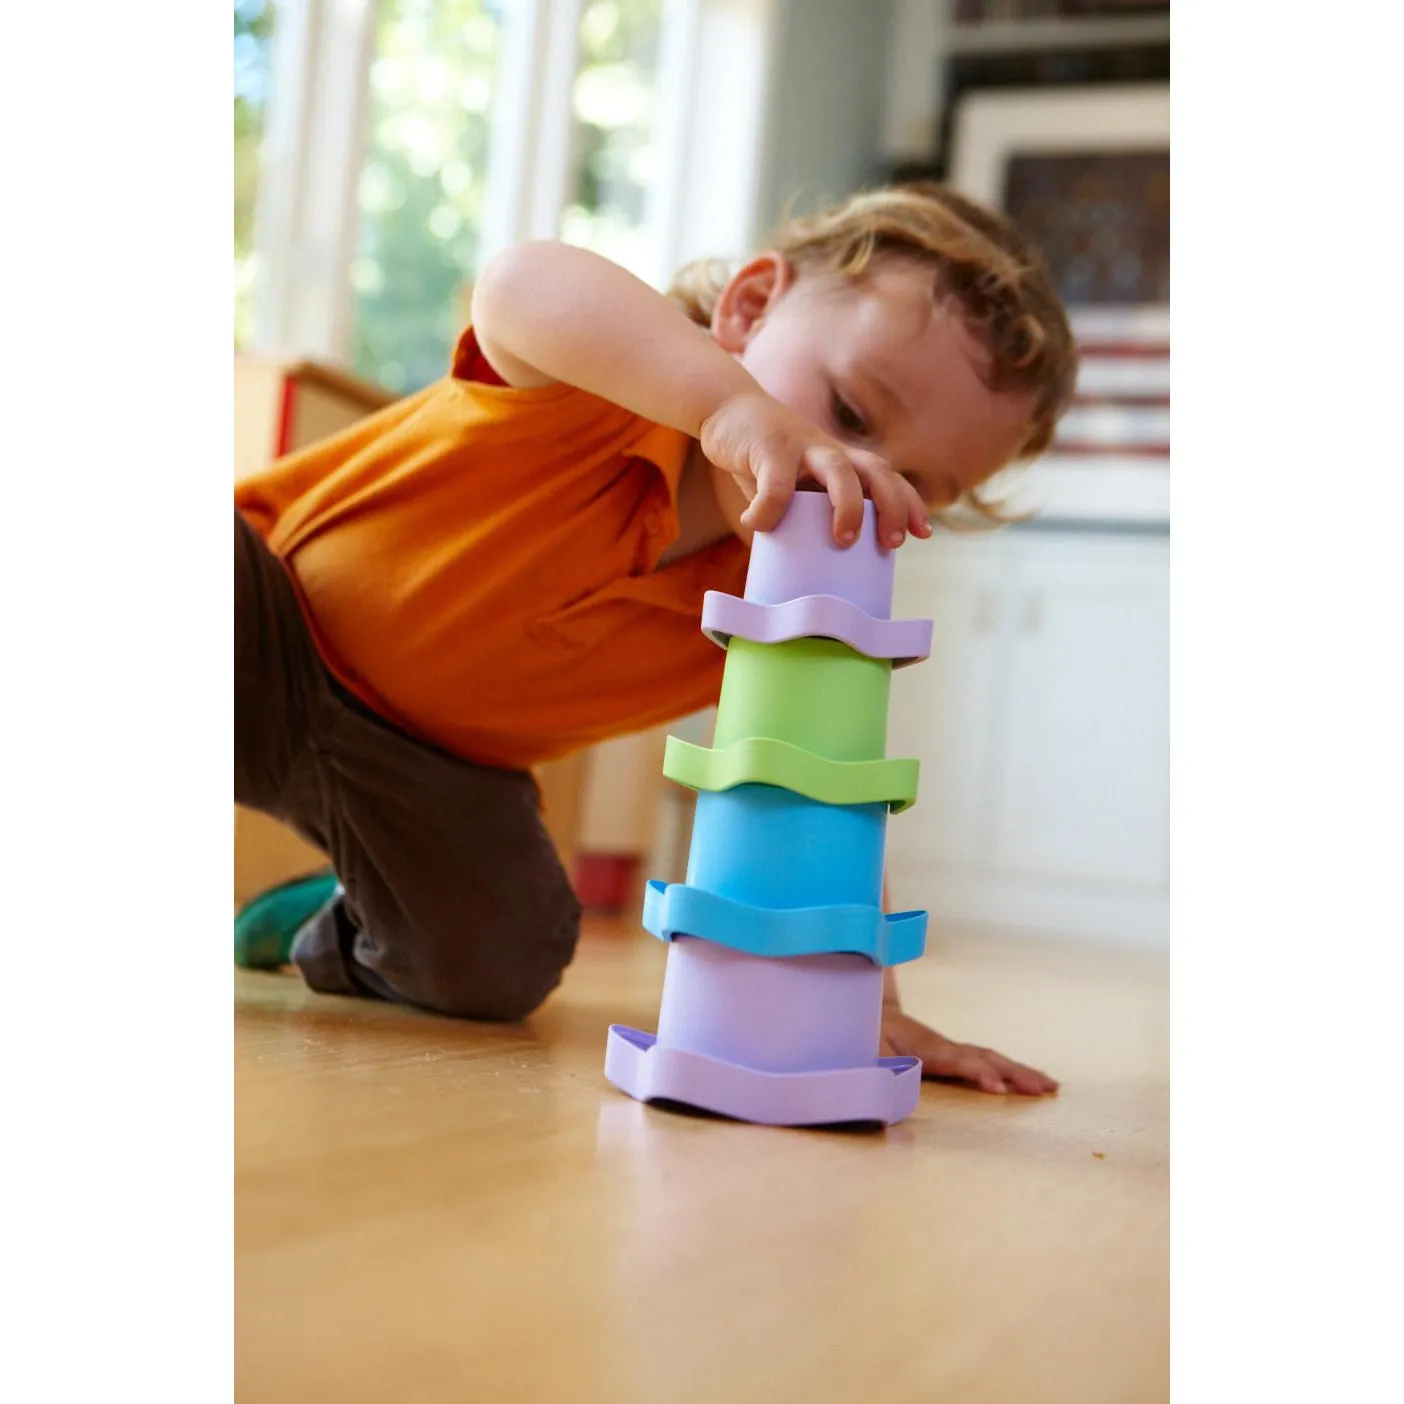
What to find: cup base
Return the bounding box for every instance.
[604,1025,922,1126]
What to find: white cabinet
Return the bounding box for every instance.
[888,529,1169,944]
[888,542,1004,873]
[994,535,1169,888]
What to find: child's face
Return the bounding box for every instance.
[711,254,1036,533]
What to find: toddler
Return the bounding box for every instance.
[234,182,1077,1095]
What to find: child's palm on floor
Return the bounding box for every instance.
[880,1009,1059,1096]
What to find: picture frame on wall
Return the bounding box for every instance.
[949,83,1170,525]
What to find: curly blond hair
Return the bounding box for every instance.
[668,182,1078,528]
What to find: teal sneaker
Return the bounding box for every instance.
[234,870,339,969]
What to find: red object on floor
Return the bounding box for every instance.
[573,853,638,911]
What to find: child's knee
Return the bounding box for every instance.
[426,959,566,1022]
[393,887,582,1022]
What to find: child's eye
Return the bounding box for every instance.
[830,392,868,437]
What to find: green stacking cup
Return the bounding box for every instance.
[713,637,892,762]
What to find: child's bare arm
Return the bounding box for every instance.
[472,241,756,433]
[469,241,927,546]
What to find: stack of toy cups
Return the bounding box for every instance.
[604,492,934,1126]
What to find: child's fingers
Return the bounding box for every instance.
[893,475,933,542]
[986,1050,1059,1096]
[849,449,913,550]
[739,455,797,534]
[801,444,866,545]
[915,1038,1056,1096]
[909,1036,1003,1090]
[951,1047,1013,1094]
[872,458,934,541]
[902,476,935,538]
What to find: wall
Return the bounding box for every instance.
[754,0,896,232]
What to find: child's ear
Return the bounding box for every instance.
[711,253,793,352]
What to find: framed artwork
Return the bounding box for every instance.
[949,84,1170,524]
[953,1,1168,19]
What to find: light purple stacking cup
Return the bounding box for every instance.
[700,490,933,665]
[745,490,895,616]
[605,940,921,1127]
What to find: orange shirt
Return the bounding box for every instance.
[236,329,749,770]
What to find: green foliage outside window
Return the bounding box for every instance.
[351,0,503,393]
[235,0,666,393]
[234,0,275,348]
[562,0,664,280]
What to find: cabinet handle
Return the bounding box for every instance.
[1022,593,1044,633]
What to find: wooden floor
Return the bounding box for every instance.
[236,919,1168,1404]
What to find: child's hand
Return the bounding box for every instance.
[880,1008,1059,1096]
[700,389,932,549]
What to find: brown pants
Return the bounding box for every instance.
[234,511,581,1019]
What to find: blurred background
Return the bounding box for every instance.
[234,0,1169,949]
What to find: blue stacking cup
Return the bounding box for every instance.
[686,784,887,911]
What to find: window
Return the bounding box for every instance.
[351,0,504,392]
[561,0,666,281]
[234,0,277,348]
[351,0,667,390]
[235,0,776,386]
